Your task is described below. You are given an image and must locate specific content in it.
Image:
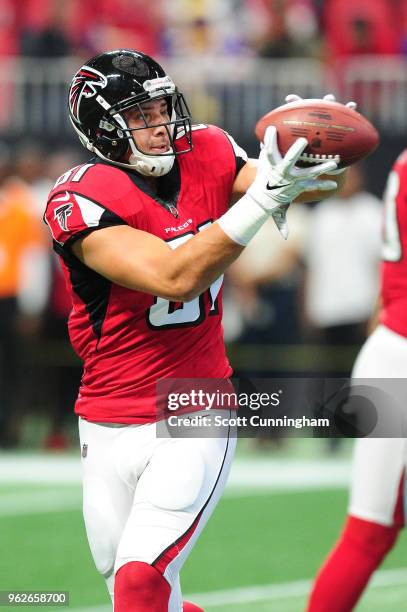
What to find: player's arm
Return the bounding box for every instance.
[72,129,336,302]
[72,223,243,302]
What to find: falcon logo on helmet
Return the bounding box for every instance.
[68,49,193,177]
[69,66,108,123]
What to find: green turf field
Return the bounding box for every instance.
[1,443,406,611]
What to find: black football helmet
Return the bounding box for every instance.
[68,49,192,176]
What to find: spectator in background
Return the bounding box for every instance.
[297,164,381,452]
[20,0,74,57]
[226,203,309,350]
[321,1,405,125]
[163,0,251,57]
[0,145,49,447]
[12,146,82,449]
[302,164,382,371]
[226,164,382,368]
[227,165,381,451]
[41,149,83,450]
[77,0,164,58]
[225,204,310,447]
[18,1,74,137]
[322,0,402,61]
[0,0,19,57]
[401,2,407,55]
[14,144,52,214]
[161,1,253,133]
[40,250,81,450]
[14,147,83,449]
[0,1,20,128]
[248,0,320,59]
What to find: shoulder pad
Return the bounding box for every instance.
[48,161,133,202]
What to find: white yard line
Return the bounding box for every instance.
[226,457,350,493]
[0,454,82,484]
[0,455,351,516]
[73,567,407,611]
[0,454,351,490]
[0,489,82,516]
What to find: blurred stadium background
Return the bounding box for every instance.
[1,0,407,610]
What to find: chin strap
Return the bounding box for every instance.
[111,110,176,177]
[128,150,175,177]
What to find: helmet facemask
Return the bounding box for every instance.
[94,81,192,177]
[69,51,193,177]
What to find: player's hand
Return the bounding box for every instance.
[285,92,357,110]
[247,126,337,238]
[249,126,338,208]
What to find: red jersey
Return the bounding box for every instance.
[44,125,246,423]
[380,150,407,337]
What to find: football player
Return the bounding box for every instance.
[44,49,339,611]
[307,151,407,611]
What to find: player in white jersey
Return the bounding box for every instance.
[307,151,407,611]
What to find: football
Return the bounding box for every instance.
[255,100,379,168]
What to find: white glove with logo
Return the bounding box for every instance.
[247,126,338,237]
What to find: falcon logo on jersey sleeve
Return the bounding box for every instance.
[45,192,107,245]
[53,196,73,232]
[69,66,108,123]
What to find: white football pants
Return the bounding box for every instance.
[349,325,407,525]
[78,413,236,610]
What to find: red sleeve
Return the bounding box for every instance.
[44,190,127,247]
[44,161,140,247]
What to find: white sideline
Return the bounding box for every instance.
[0,453,351,489]
[0,489,82,516]
[73,567,407,611]
[0,454,351,516]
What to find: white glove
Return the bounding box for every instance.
[285,92,357,110]
[247,126,337,238]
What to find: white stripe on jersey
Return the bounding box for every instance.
[75,194,105,227]
[225,132,248,163]
[71,163,95,182]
